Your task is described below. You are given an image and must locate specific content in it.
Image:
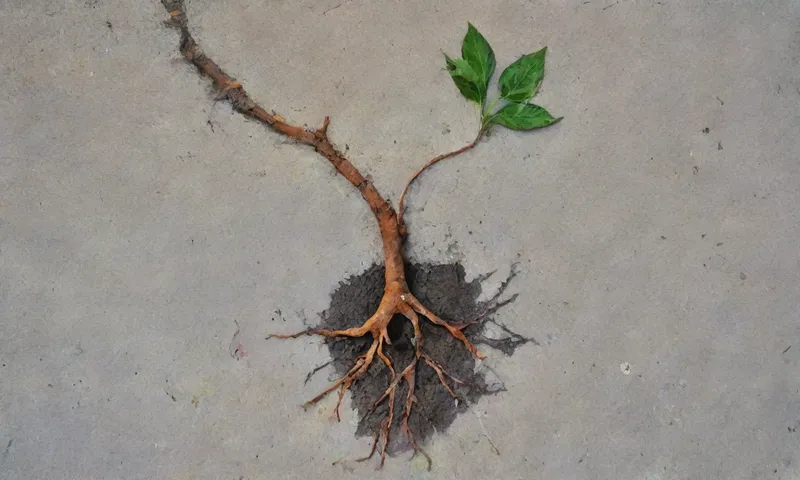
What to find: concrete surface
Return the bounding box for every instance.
[2,0,799,478]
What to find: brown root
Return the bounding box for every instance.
[161,0,503,470]
[267,288,484,469]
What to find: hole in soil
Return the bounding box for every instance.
[311,261,534,454]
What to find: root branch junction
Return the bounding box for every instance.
[161,0,524,469]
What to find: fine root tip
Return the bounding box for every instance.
[411,450,433,471]
[316,116,331,137]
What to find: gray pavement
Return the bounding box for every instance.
[1,0,799,478]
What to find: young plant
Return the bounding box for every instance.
[161,0,561,470]
[398,24,561,230]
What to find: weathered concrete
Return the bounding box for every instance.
[1,0,798,478]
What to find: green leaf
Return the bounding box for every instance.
[498,47,547,103]
[489,102,562,130]
[461,23,495,103]
[444,53,483,104]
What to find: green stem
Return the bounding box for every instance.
[481,97,502,128]
[482,98,498,118]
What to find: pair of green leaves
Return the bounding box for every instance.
[445,24,562,131]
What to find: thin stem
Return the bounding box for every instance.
[481,113,498,130]
[482,97,500,122]
[397,127,485,233]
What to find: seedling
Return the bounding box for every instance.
[162,0,561,469]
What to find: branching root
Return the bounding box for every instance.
[267,290,485,469]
